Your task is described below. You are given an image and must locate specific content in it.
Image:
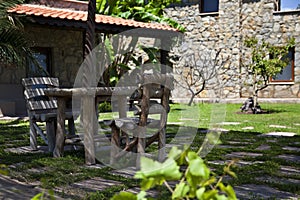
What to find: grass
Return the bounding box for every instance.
[0,103,300,199]
[168,103,300,134]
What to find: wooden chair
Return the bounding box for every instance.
[22,77,75,152]
[106,72,173,167]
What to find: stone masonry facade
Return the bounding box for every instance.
[165,0,300,99]
[0,26,83,115]
[0,26,83,87]
[1,0,299,115]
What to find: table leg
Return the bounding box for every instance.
[83,95,96,165]
[137,84,150,168]
[53,98,66,157]
[46,120,56,153]
[158,87,170,162]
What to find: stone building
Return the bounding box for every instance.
[1,0,299,116]
[0,0,177,116]
[166,0,300,100]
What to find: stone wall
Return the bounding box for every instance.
[0,25,84,115]
[166,0,300,99]
[26,26,84,87]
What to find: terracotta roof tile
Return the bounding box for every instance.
[8,4,178,32]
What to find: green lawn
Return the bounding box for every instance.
[0,103,299,199]
[168,103,300,134]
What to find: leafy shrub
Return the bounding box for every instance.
[111,146,237,200]
[98,101,112,112]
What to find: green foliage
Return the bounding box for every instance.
[31,189,55,200]
[98,101,112,112]
[95,0,185,32]
[243,37,295,110]
[94,0,184,86]
[135,156,182,190]
[0,164,8,175]
[112,146,237,200]
[244,37,295,90]
[0,0,35,66]
[102,38,161,86]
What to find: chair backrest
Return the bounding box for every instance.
[22,77,59,114]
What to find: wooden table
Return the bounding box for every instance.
[45,74,172,166]
[45,87,130,165]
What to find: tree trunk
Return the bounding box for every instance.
[252,74,258,113]
[188,92,195,106]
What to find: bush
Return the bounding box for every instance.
[111,146,237,200]
[98,101,112,112]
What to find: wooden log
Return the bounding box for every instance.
[146,132,159,147]
[136,84,150,168]
[29,118,38,150]
[158,86,170,162]
[68,118,75,136]
[83,95,96,165]
[33,123,48,144]
[110,123,120,165]
[114,137,138,159]
[53,97,66,157]
[46,120,56,152]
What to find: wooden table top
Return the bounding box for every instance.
[44,86,138,97]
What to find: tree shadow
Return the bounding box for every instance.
[236,108,287,115]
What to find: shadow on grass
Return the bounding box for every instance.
[236,108,288,115]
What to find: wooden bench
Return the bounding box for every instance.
[22,77,75,152]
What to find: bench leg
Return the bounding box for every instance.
[68,118,75,136]
[158,128,166,162]
[46,120,56,153]
[110,124,120,165]
[136,133,146,169]
[29,119,38,150]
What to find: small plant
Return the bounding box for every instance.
[242,37,295,113]
[173,45,231,106]
[111,146,237,200]
[98,101,112,112]
[0,164,8,175]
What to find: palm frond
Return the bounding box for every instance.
[0,0,36,66]
[0,0,24,16]
[0,27,32,65]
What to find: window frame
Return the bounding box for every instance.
[169,0,199,7]
[275,0,300,12]
[270,47,295,83]
[199,0,219,13]
[27,47,52,77]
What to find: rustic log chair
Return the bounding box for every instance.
[22,77,75,152]
[106,72,173,166]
